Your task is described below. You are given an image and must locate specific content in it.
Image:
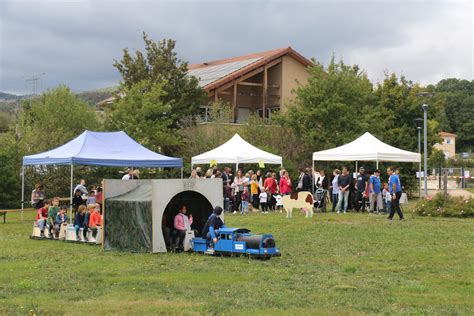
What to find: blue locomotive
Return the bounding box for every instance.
[191,227,281,259]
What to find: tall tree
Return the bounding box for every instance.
[112,33,206,135]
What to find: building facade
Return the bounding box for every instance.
[188,47,312,123]
[433,131,457,158]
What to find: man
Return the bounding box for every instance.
[369,169,383,213]
[202,206,226,245]
[387,167,404,220]
[336,167,351,214]
[296,168,312,192]
[354,167,369,212]
[173,205,193,249]
[74,179,88,195]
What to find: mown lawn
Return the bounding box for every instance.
[0,208,473,315]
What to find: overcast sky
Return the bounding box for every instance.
[0,0,472,95]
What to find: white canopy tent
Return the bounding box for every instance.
[191,134,283,170]
[312,132,421,169]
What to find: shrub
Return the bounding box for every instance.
[413,193,474,218]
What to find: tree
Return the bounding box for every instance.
[113,33,206,135]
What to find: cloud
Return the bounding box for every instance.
[0,0,472,95]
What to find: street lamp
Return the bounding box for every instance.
[416,91,433,197]
[414,118,423,198]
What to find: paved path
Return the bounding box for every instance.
[428,189,473,199]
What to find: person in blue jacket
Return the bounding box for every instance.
[387,167,404,220]
[202,206,225,244]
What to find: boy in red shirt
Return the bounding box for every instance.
[36,199,50,238]
[88,204,103,241]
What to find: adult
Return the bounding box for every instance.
[122,169,133,180]
[190,169,199,179]
[173,205,193,249]
[316,169,329,212]
[331,169,341,212]
[354,167,369,212]
[232,169,247,214]
[336,167,351,214]
[222,167,231,186]
[202,206,226,244]
[95,187,103,213]
[132,169,140,179]
[255,169,263,191]
[387,167,404,220]
[72,189,86,214]
[296,168,312,192]
[196,167,203,178]
[74,179,88,195]
[369,169,383,213]
[31,183,45,209]
[279,170,292,195]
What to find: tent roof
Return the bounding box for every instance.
[312,132,420,162]
[23,130,183,168]
[191,134,282,165]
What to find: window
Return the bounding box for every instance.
[445,138,452,144]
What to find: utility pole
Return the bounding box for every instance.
[416,92,434,197]
[23,73,45,106]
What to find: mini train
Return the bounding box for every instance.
[191,227,281,260]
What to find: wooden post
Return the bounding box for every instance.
[263,65,268,118]
[233,82,237,123]
[102,179,106,249]
[214,91,218,103]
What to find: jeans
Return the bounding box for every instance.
[89,226,98,238]
[389,191,404,219]
[355,191,366,212]
[174,229,186,248]
[74,225,82,239]
[331,193,339,212]
[37,219,46,232]
[369,193,383,212]
[337,191,349,212]
[241,201,249,214]
[384,200,391,214]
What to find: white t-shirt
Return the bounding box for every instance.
[122,174,130,180]
[275,195,283,206]
[259,192,268,203]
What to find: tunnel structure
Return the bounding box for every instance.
[103,179,223,253]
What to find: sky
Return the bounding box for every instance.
[0,0,472,95]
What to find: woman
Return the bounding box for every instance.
[316,169,329,212]
[232,169,246,214]
[189,169,199,179]
[279,170,292,195]
[331,169,340,212]
[31,184,45,210]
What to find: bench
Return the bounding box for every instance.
[0,208,34,223]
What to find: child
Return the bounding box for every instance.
[47,197,60,239]
[241,186,249,215]
[250,175,260,210]
[74,205,86,241]
[35,199,50,238]
[88,203,103,242]
[382,183,391,215]
[87,189,96,206]
[54,206,69,238]
[274,194,283,212]
[259,188,269,214]
[83,204,93,241]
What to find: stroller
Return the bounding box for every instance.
[314,188,328,212]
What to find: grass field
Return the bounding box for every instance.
[1,208,473,315]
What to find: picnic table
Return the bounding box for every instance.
[0,208,34,223]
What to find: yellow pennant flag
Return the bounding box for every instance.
[210,159,217,168]
[258,160,265,168]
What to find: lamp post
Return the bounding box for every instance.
[414,118,423,198]
[422,104,429,196]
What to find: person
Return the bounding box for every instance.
[122,169,133,180]
[87,189,96,205]
[72,189,85,214]
[316,169,329,212]
[259,188,269,213]
[95,187,103,213]
[74,179,88,195]
[279,170,292,195]
[250,174,260,209]
[336,167,351,214]
[387,167,404,220]
[202,206,225,245]
[296,168,312,192]
[222,167,231,186]
[196,167,203,178]
[132,169,140,179]
[232,169,246,214]
[173,205,193,249]
[264,172,278,210]
[74,205,86,241]
[83,204,93,241]
[241,186,249,215]
[35,199,50,237]
[88,203,103,241]
[382,183,391,215]
[205,168,213,178]
[47,197,60,238]
[354,167,369,212]
[190,169,199,179]
[54,206,69,238]
[255,169,264,191]
[31,184,45,210]
[331,169,340,212]
[369,169,383,213]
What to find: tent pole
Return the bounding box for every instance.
[21,166,25,221]
[312,159,314,194]
[355,161,358,174]
[181,167,183,179]
[376,160,379,169]
[70,164,74,224]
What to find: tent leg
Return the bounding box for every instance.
[21,166,25,221]
[236,163,238,173]
[181,167,183,179]
[312,160,315,194]
[355,161,358,174]
[70,164,74,224]
[376,160,379,169]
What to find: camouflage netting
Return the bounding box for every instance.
[104,185,153,252]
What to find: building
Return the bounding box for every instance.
[188,47,312,123]
[434,131,457,158]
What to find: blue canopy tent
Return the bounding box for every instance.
[22,130,183,220]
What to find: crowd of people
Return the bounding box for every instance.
[189,165,404,220]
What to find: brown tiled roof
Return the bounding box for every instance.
[188,47,312,91]
[439,131,457,137]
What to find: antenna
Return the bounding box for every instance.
[22,73,46,106]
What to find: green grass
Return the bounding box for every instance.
[1,208,473,315]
